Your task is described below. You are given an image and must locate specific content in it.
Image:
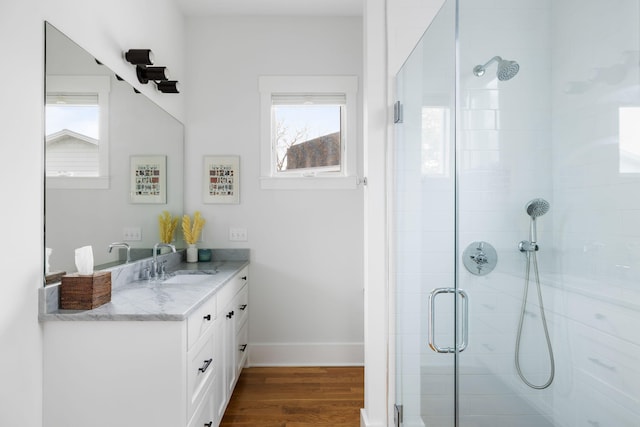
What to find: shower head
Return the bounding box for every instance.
[523,198,550,246]
[473,56,520,81]
[525,198,550,219]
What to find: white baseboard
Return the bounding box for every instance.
[248,342,364,366]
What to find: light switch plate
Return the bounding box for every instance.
[123,227,142,241]
[229,227,248,241]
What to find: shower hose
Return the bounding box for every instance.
[515,250,555,389]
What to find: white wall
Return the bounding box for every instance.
[0,1,184,426]
[549,1,640,424]
[387,0,446,75]
[184,16,365,365]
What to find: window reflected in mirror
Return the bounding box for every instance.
[46,94,99,177]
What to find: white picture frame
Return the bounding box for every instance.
[203,155,240,204]
[130,155,167,204]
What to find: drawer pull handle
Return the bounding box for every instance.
[239,304,248,311]
[227,311,235,319]
[203,314,211,321]
[204,422,213,427]
[199,358,213,373]
[241,276,247,280]
[239,344,248,352]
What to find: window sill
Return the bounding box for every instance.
[260,175,359,190]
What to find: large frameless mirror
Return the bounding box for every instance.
[44,22,184,279]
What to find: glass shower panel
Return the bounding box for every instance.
[549,1,640,425]
[456,0,556,425]
[456,0,640,426]
[395,0,640,426]
[393,1,456,426]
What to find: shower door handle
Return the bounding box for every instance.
[427,288,469,353]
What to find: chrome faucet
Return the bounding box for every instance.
[152,243,176,279]
[108,242,131,263]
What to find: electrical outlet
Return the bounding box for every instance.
[229,227,248,242]
[123,227,142,241]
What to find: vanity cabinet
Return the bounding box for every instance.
[214,268,250,421]
[43,266,249,427]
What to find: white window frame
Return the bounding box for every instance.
[259,75,358,190]
[46,75,110,189]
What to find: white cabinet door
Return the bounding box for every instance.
[213,318,228,422]
[236,320,249,377]
[222,296,238,401]
[214,268,249,422]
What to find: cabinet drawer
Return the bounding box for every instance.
[234,284,249,333]
[217,266,249,312]
[236,321,249,377]
[187,330,215,419]
[188,379,216,427]
[188,296,216,350]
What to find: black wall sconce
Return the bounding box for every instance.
[124,49,154,66]
[136,66,169,84]
[124,49,179,93]
[157,80,180,93]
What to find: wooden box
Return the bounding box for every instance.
[60,271,111,310]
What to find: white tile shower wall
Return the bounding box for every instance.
[551,0,640,423]
[458,0,555,423]
[552,0,640,283]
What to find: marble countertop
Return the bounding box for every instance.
[39,260,248,322]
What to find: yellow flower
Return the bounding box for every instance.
[158,211,178,244]
[182,211,205,245]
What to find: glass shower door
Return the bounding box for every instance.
[395,0,640,426]
[393,1,457,425]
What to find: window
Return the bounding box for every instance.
[421,106,451,177]
[46,76,110,188]
[259,76,358,189]
[619,106,640,173]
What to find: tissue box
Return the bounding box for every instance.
[60,271,111,310]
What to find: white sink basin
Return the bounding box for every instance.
[161,274,212,285]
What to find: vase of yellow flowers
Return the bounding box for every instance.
[182,211,205,263]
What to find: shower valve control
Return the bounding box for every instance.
[463,241,497,276]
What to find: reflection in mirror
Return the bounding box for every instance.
[44,22,184,279]
[619,106,640,173]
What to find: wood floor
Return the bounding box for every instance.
[220,366,364,427]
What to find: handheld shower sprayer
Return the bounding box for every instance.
[515,197,555,390]
[526,198,549,245]
[520,198,550,252]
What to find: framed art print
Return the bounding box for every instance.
[203,155,240,204]
[130,155,166,204]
